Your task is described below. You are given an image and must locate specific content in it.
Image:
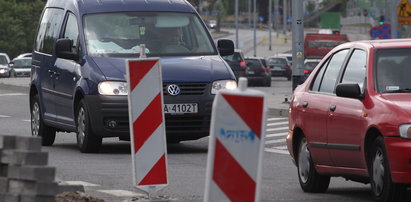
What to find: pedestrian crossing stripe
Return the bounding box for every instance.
[266,132,288,138]
[265,139,285,145]
[266,127,288,132]
[267,117,288,122]
[266,121,288,127]
[265,148,289,154]
[97,190,145,197]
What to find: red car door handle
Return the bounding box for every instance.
[330,105,336,112]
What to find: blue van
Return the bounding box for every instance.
[30,0,236,153]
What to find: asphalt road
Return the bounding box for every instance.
[0,80,395,202]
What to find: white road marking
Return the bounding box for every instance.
[273,145,288,149]
[64,181,100,187]
[265,139,285,144]
[0,93,27,96]
[266,127,289,132]
[267,121,288,127]
[265,148,289,154]
[23,120,30,122]
[0,115,10,118]
[266,132,288,138]
[97,190,145,197]
[267,117,288,122]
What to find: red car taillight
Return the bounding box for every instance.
[265,66,270,71]
[285,65,291,70]
[240,61,246,69]
[304,70,310,74]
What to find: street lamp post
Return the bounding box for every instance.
[253,0,257,57]
[235,0,239,48]
[292,0,304,90]
[269,0,272,50]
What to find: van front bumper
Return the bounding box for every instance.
[85,93,214,142]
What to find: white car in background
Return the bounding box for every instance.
[0,53,11,77]
[9,57,32,77]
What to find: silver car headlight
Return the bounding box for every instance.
[399,124,411,139]
[211,80,237,94]
[98,81,128,95]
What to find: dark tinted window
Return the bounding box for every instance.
[245,59,263,69]
[341,50,366,91]
[319,49,349,93]
[34,8,64,54]
[63,13,79,52]
[267,58,287,65]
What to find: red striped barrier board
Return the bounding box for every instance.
[126,58,168,194]
[204,78,267,202]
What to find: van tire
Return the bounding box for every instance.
[76,99,102,153]
[31,95,56,146]
[369,136,406,202]
[297,137,330,193]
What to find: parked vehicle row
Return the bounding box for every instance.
[0,52,32,78]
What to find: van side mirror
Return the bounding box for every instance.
[336,83,362,99]
[217,39,234,56]
[55,38,78,61]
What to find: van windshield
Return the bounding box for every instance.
[84,12,217,57]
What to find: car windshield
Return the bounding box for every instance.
[268,58,287,65]
[84,12,216,57]
[13,59,31,67]
[308,40,345,48]
[0,56,7,65]
[376,48,411,93]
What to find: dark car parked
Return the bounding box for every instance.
[30,0,236,153]
[266,56,291,80]
[244,57,271,87]
[287,39,411,201]
[222,49,246,80]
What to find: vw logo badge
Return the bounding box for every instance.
[167,84,181,96]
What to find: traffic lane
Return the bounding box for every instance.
[0,86,31,136]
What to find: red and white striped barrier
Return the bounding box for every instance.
[204,77,267,202]
[126,58,168,193]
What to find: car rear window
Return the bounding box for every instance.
[222,52,243,62]
[268,58,287,65]
[245,59,262,69]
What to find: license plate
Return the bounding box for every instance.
[164,103,198,114]
[273,66,283,71]
[247,71,255,74]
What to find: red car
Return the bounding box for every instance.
[287,39,411,201]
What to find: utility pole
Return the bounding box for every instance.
[269,0,272,50]
[253,0,257,56]
[274,0,279,37]
[292,0,304,90]
[283,0,287,34]
[248,0,252,28]
[235,0,239,48]
[391,0,399,38]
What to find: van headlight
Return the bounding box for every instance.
[211,80,237,94]
[0,69,6,74]
[399,124,411,139]
[98,81,128,95]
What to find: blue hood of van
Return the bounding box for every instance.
[90,56,233,82]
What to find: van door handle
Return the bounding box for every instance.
[302,101,308,108]
[330,104,336,112]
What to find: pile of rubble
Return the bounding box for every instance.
[0,135,103,202]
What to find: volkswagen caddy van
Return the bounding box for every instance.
[30,0,236,153]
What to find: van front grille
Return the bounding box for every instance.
[163,83,208,96]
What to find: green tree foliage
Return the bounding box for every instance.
[0,0,45,59]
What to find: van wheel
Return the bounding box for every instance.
[76,100,102,153]
[369,136,406,202]
[297,137,330,193]
[31,95,56,146]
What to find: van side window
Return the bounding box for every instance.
[318,49,349,93]
[63,13,79,52]
[341,50,366,91]
[35,8,64,54]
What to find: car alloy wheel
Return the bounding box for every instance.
[298,138,310,184]
[31,101,40,137]
[77,107,86,147]
[372,147,384,196]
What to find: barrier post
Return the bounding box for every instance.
[204,77,267,202]
[125,46,168,197]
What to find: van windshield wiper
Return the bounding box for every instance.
[386,88,411,93]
